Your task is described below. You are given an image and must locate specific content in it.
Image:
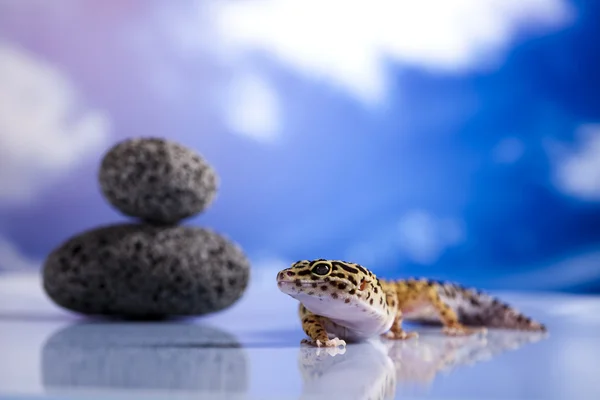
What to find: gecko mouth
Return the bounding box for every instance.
[276,270,324,287]
[277,280,320,287]
[276,279,325,292]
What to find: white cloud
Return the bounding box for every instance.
[152,0,571,140]
[345,210,465,267]
[553,124,600,201]
[0,236,41,271]
[221,72,281,142]
[398,210,465,265]
[209,0,573,105]
[0,40,111,205]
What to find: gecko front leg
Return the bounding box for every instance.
[381,287,418,341]
[298,304,346,348]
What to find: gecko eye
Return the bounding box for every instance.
[311,262,331,276]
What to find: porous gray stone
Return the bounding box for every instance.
[42,223,250,319]
[98,137,218,224]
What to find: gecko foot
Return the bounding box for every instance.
[301,337,347,348]
[442,326,487,336]
[382,330,419,340]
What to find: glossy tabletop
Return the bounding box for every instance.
[1,272,600,400]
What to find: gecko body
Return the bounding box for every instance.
[276,259,546,347]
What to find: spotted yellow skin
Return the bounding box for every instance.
[277,259,546,348]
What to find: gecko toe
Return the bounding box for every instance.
[300,337,346,348]
[326,337,347,348]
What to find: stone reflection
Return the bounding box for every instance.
[297,329,547,400]
[42,322,248,394]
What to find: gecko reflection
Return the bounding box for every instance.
[297,329,547,400]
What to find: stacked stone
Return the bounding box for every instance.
[42,138,250,320]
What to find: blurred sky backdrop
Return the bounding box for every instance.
[1,0,600,293]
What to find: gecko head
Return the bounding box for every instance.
[276,258,381,307]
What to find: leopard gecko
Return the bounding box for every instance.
[276,259,546,347]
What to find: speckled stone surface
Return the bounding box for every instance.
[98,138,218,224]
[42,223,250,318]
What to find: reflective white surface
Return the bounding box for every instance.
[1,272,600,399]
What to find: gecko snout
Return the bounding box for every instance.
[276,269,304,295]
[276,269,296,283]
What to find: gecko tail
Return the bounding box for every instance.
[406,281,547,332]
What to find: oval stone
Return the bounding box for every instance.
[98,138,218,224]
[42,223,250,319]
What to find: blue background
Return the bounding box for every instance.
[1,0,599,293]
